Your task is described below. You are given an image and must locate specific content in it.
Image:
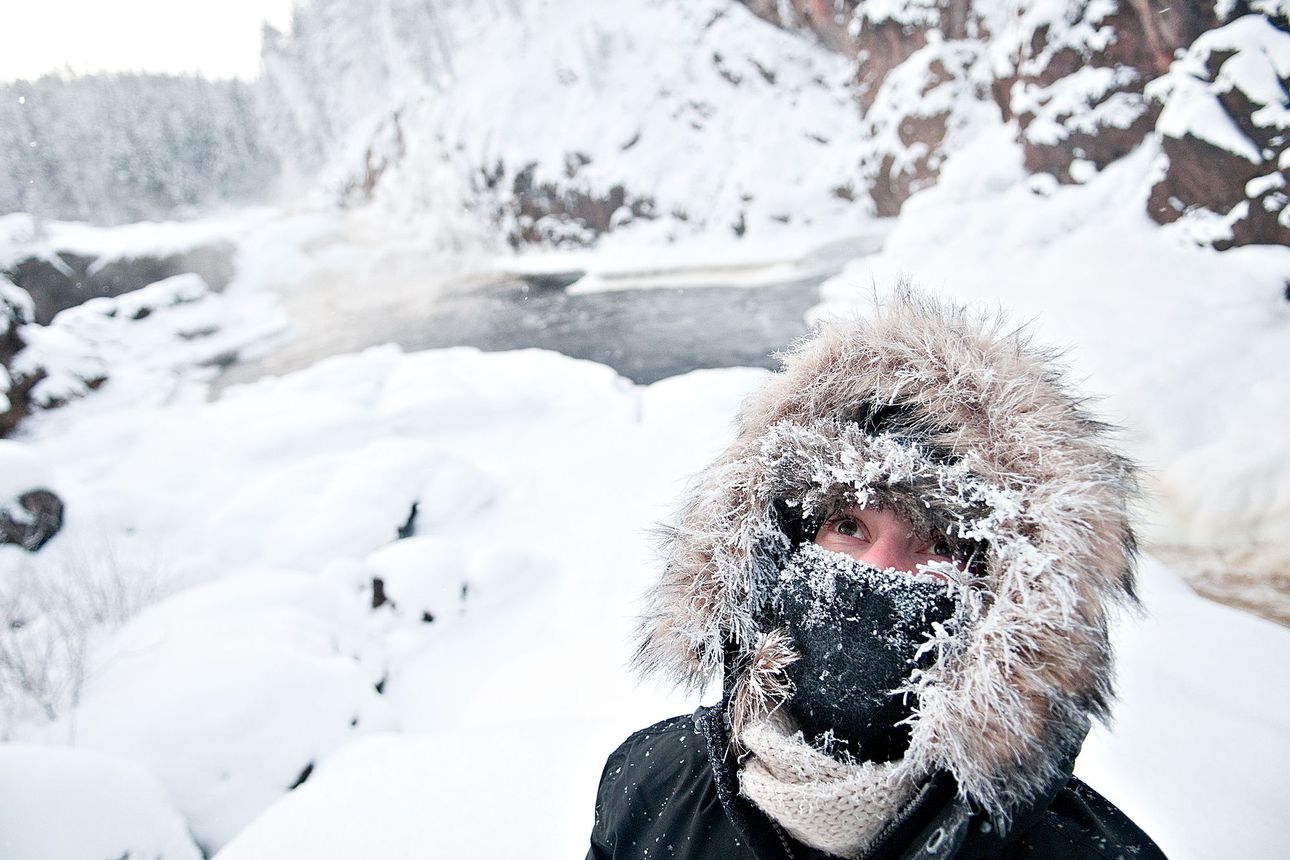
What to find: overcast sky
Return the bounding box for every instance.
[3,0,297,82]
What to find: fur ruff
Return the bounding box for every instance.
[633,287,1139,821]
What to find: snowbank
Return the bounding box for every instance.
[212,725,616,859]
[0,439,54,502]
[0,743,200,860]
[56,568,396,851]
[1078,555,1290,859]
[5,345,756,853]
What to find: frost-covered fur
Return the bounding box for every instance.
[634,288,1138,821]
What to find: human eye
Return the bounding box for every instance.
[918,532,955,561]
[836,516,858,536]
[825,512,866,540]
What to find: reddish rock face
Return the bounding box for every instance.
[469,160,657,249]
[1002,3,1217,182]
[736,0,1286,249]
[867,110,951,218]
[1146,17,1290,249]
[855,17,930,112]
[3,245,237,326]
[740,0,862,55]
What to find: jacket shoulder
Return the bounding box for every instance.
[588,714,747,859]
[1007,778,1167,860]
[611,714,701,756]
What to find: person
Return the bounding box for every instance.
[586,289,1166,859]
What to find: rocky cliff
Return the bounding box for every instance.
[740,0,1288,248]
[256,0,872,250]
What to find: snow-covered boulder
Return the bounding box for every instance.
[1,276,37,435]
[1,243,236,326]
[1147,14,1290,248]
[406,452,500,533]
[364,536,471,622]
[204,437,444,570]
[0,743,201,860]
[61,569,395,853]
[0,439,63,550]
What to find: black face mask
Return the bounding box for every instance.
[769,544,957,763]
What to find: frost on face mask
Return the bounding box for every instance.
[740,421,1030,599]
[732,420,1042,764]
[769,543,958,764]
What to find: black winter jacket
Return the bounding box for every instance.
[587,709,1166,860]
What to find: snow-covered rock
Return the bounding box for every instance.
[0,216,289,434]
[0,439,54,502]
[0,440,62,550]
[1,276,36,432]
[58,569,396,853]
[1146,14,1290,247]
[746,0,1286,247]
[0,743,201,860]
[364,536,471,622]
[12,269,283,416]
[259,0,871,248]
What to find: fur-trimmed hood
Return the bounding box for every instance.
[634,288,1138,821]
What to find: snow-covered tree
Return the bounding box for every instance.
[0,73,279,225]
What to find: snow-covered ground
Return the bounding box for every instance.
[3,321,1288,859]
[3,19,1290,858]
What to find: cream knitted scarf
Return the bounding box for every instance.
[738,713,918,859]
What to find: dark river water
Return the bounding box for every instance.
[218,273,823,389]
[389,276,819,384]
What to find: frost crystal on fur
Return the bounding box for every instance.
[633,287,1138,821]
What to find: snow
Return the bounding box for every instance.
[213,726,616,858]
[3,337,751,854]
[260,0,874,251]
[1246,171,1286,197]
[0,744,201,860]
[1076,555,1290,860]
[1149,15,1290,160]
[1013,65,1143,145]
[0,210,246,271]
[2,5,1289,859]
[812,122,1290,552]
[46,568,396,852]
[3,306,1286,856]
[0,439,54,502]
[0,273,34,330]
